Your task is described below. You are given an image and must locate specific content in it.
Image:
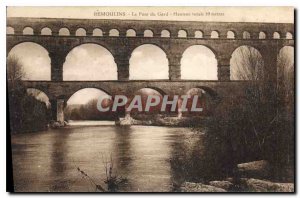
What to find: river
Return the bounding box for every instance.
[11,122,205,192]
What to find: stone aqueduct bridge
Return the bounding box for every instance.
[7,17,294,122]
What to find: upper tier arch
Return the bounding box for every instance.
[6,18,294,82]
[7,17,294,39]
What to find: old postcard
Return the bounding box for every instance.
[6,6,295,192]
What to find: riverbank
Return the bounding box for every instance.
[47,116,211,129]
[180,178,294,192]
[119,116,212,127]
[179,160,294,192]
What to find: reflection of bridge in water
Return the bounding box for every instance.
[7,18,294,122]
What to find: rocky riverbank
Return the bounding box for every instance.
[180,178,294,192]
[179,160,294,192]
[49,120,68,128]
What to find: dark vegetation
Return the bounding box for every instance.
[64,99,117,121]
[171,46,294,185]
[77,154,127,192]
[7,56,50,133]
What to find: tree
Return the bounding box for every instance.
[273,47,295,180]
[231,46,264,81]
[229,46,274,156]
[277,47,294,118]
[7,55,26,89]
[7,56,26,132]
[201,45,294,181]
[7,56,50,132]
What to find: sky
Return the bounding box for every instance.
[63,44,118,80]
[67,88,106,105]
[181,45,217,80]
[8,42,51,80]
[129,45,169,80]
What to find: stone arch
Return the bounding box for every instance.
[277,46,296,117]
[211,30,219,38]
[161,29,171,37]
[7,42,51,80]
[22,87,52,125]
[230,45,264,80]
[286,32,293,39]
[227,31,235,39]
[66,87,112,103]
[23,27,34,35]
[128,42,169,59]
[259,31,267,39]
[41,27,52,35]
[178,29,187,38]
[192,86,219,100]
[63,43,117,81]
[136,86,167,97]
[7,40,51,56]
[109,29,119,37]
[180,87,216,117]
[93,28,103,36]
[75,28,86,36]
[7,26,14,34]
[129,44,169,80]
[26,88,51,108]
[181,44,218,59]
[64,87,115,121]
[277,46,294,112]
[144,29,154,37]
[243,31,251,39]
[277,46,294,73]
[181,45,218,80]
[59,27,70,36]
[273,32,281,39]
[65,42,115,60]
[127,87,165,118]
[126,29,136,37]
[195,30,203,38]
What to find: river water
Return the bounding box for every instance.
[11,122,204,192]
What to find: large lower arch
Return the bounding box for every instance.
[129,44,169,80]
[126,87,165,119]
[63,43,117,81]
[181,45,218,80]
[26,88,51,108]
[277,46,294,116]
[64,88,116,121]
[7,42,51,80]
[230,45,264,80]
[277,46,294,73]
[178,87,214,117]
[23,88,51,131]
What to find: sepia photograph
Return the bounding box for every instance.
[6,6,295,192]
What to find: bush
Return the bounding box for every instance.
[8,85,50,133]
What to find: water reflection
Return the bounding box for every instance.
[112,126,133,191]
[11,124,204,192]
[50,129,70,191]
[113,126,133,172]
